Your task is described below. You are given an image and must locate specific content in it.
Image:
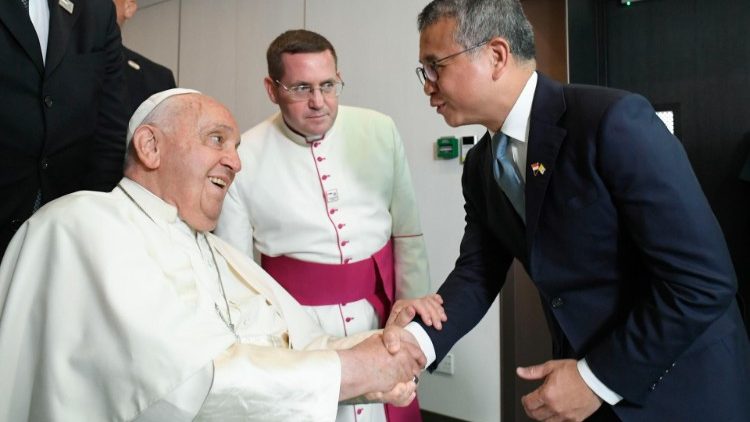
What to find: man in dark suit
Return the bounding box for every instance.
[0,0,128,257]
[398,0,750,420]
[112,0,176,115]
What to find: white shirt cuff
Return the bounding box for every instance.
[405,322,436,369]
[577,359,623,405]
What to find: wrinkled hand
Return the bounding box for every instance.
[338,333,423,400]
[516,359,602,422]
[364,378,418,407]
[386,294,446,330]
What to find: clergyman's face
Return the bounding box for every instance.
[266,50,340,137]
[158,96,241,231]
[418,17,492,128]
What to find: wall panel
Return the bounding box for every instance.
[234,0,304,131]
[123,0,180,80]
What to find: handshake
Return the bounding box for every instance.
[336,294,446,406]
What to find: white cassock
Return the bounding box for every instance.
[0,178,371,422]
[216,106,430,422]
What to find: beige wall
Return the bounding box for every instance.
[124,1,500,421]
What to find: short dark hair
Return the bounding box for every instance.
[418,0,535,61]
[266,29,338,81]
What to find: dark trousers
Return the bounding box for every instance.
[587,404,620,422]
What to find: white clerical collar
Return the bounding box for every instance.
[500,71,537,144]
[275,112,338,146]
[118,177,180,226]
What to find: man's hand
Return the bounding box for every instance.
[382,323,424,356]
[337,333,423,401]
[516,359,602,422]
[386,294,446,329]
[364,378,418,407]
[382,294,444,356]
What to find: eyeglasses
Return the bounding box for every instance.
[274,79,345,101]
[416,40,489,85]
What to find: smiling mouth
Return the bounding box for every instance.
[208,177,227,188]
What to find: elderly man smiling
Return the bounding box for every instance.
[0,89,425,422]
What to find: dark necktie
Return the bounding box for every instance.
[492,132,525,222]
[21,0,29,10]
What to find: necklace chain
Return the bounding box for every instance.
[117,183,239,342]
[204,233,239,342]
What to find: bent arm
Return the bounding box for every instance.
[585,94,737,404]
[420,152,512,367]
[198,344,341,421]
[87,2,127,191]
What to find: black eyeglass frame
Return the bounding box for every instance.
[415,40,489,85]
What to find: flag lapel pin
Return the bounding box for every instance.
[531,162,546,176]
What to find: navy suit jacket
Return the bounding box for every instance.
[0,0,127,256]
[424,74,750,421]
[123,46,176,116]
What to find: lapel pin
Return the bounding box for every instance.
[59,0,74,14]
[531,162,546,176]
[127,60,141,70]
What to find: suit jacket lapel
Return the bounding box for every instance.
[0,0,44,73]
[45,0,80,77]
[525,74,567,251]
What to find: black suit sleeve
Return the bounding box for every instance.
[86,2,127,191]
[584,94,737,404]
[163,66,176,89]
[420,144,513,369]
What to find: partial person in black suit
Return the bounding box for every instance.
[387,0,750,421]
[113,0,176,115]
[122,47,176,115]
[0,0,128,257]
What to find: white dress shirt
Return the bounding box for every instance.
[27,0,49,63]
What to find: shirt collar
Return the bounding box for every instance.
[500,71,538,144]
[118,177,180,225]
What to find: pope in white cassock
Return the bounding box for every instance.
[0,89,428,422]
